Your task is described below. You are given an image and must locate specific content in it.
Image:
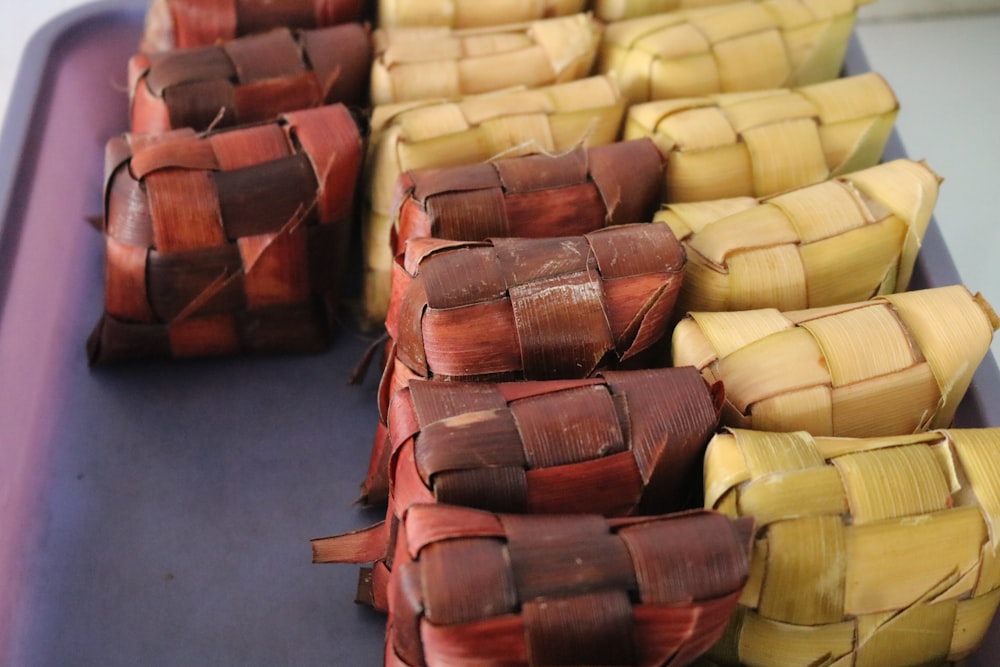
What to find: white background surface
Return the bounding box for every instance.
[2,0,999,359]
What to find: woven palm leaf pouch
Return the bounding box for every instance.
[625,72,899,203]
[391,138,666,256]
[702,428,1000,667]
[385,504,754,667]
[656,158,940,313]
[672,285,1000,437]
[376,0,587,28]
[598,0,874,105]
[386,223,685,386]
[140,0,366,52]
[313,367,723,610]
[370,13,601,105]
[88,104,364,364]
[129,23,373,134]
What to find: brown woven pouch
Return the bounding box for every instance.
[88,104,364,365]
[384,504,754,667]
[313,367,723,610]
[391,138,666,257]
[141,0,366,52]
[703,428,1000,666]
[129,23,372,134]
[387,223,686,385]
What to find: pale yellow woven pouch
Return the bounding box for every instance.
[703,427,1000,667]
[599,0,875,104]
[625,72,898,202]
[656,158,941,313]
[672,285,1000,437]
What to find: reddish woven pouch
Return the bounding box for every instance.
[88,104,364,365]
[129,24,372,134]
[314,367,723,609]
[141,0,366,52]
[384,504,753,667]
[386,223,686,385]
[390,139,665,255]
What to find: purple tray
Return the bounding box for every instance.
[1,2,999,665]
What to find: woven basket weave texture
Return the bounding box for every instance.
[141,0,366,51]
[599,0,866,104]
[671,286,999,437]
[704,428,1000,667]
[130,23,372,134]
[89,104,364,364]
[391,138,666,256]
[386,505,753,667]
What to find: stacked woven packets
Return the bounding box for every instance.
[95,1,1000,665]
[88,0,372,363]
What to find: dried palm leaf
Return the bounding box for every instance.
[626,72,899,202]
[704,427,1000,667]
[88,104,364,364]
[362,75,626,326]
[371,14,601,105]
[382,504,753,666]
[599,0,873,105]
[314,367,723,609]
[129,24,372,134]
[657,159,941,312]
[392,138,665,256]
[376,0,587,28]
[672,285,1000,437]
[141,0,365,52]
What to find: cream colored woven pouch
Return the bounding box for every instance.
[370,14,602,105]
[377,0,587,28]
[672,285,1000,437]
[625,72,898,202]
[656,158,941,313]
[703,428,1000,667]
[599,0,874,105]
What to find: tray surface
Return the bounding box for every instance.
[1,2,998,666]
[0,3,385,665]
